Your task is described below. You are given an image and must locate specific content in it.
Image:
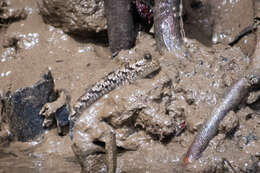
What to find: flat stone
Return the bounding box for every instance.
[6,71,55,141]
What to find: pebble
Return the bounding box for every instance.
[0,71,12,78]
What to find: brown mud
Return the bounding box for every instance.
[0,0,259,173]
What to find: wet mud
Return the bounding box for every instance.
[0,0,259,173]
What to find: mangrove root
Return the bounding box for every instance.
[184,70,260,164]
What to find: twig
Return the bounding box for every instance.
[229,18,260,46]
[223,158,237,173]
[105,131,117,173]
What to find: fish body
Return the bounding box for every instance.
[69,55,160,136]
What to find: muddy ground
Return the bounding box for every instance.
[0,0,259,172]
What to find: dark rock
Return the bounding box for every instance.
[55,103,70,134]
[5,71,55,141]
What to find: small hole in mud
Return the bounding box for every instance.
[160,134,174,144]
[245,113,253,121]
[93,140,131,154]
[225,125,239,139]
[93,140,105,148]
[190,1,203,9]
[117,146,128,154]
[145,68,160,78]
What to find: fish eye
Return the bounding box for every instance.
[144,53,152,60]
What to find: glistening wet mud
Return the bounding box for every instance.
[0,0,259,172]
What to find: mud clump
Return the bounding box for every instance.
[38,0,107,36]
[219,111,239,136]
[71,69,186,172]
[0,0,27,27]
[105,0,135,54]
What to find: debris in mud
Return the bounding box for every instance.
[72,143,106,173]
[247,89,260,105]
[105,131,117,173]
[0,90,11,146]
[219,111,239,137]
[238,131,258,148]
[39,89,70,135]
[203,158,230,173]
[242,155,260,173]
[2,35,20,50]
[0,32,41,63]
[0,0,27,27]
[229,18,260,47]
